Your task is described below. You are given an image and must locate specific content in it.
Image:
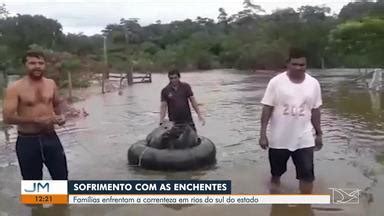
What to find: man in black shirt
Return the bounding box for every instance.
[160,69,205,130]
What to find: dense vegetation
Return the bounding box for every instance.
[1,0,383,80]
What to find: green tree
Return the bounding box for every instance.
[218,8,228,24]
[339,1,383,20]
[0,4,9,19]
[0,14,63,64]
[329,17,384,67]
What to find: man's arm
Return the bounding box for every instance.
[189,96,205,125]
[311,81,322,136]
[259,105,273,149]
[52,80,64,115]
[311,107,323,151]
[160,89,168,124]
[2,84,35,125]
[311,108,322,136]
[159,101,167,124]
[51,80,66,126]
[260,79,275,137]
[189,96,203,118]
[186,83,205,125]
[260,105,273,137]
[312,81,323,150]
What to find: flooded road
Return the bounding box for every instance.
[0,69,383,216]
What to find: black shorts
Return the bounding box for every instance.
[16,131,68,180]
[268,147,314,182]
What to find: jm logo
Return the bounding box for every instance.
[24,182,49,193]
[329,188,360,204]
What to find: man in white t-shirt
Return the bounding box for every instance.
[259,48,323,194]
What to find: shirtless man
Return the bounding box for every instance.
[3,50,68,180]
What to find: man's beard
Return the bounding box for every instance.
[28,70,44,80]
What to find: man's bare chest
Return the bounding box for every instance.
[18,85,54,106]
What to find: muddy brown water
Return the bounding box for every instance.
[0,69,383,216]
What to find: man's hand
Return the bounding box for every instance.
[34,116,56,127]
[55,115,66,126]
[314,134,323,151]
[259,134,269,150]
[198,115,205,126]
[34,115,66,127]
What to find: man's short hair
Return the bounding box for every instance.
[288,48,307,61]
[22,50,46,64]
[168,69,180,78]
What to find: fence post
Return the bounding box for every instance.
[67,70,73,101]
[127,71,133,85]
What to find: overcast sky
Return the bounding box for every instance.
[2,0,353,35]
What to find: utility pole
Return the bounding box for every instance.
[102,36,108,94]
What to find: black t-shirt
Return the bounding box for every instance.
[161,82,194,123]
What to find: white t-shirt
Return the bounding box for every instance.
[261,72,322,151]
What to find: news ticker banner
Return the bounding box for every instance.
[21,180,331,205]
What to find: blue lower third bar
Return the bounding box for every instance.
[68,180,231,194]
